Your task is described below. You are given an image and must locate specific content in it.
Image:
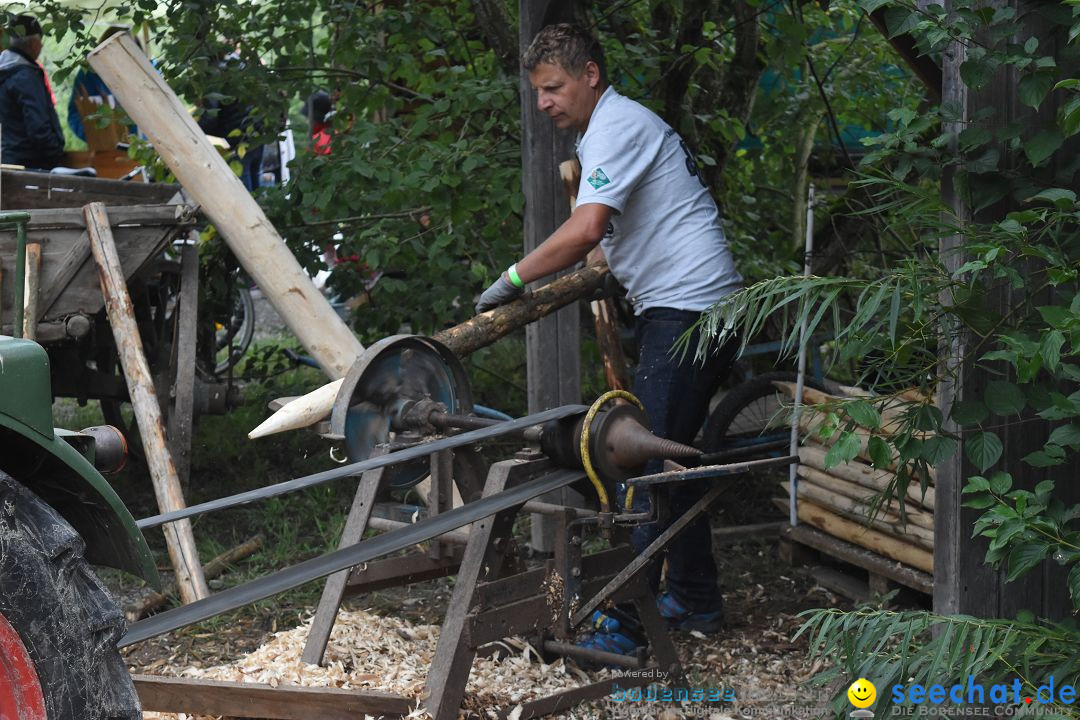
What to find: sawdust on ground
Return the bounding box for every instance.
[135,540,854,720]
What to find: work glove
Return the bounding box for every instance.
[475,273,524,313]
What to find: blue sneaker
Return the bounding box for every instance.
[589,610,621,634]
[577,630,638,656]
[657,592,725,633]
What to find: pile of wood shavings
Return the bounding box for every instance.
[141,607,608,720]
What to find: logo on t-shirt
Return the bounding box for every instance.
[587,167,611,190]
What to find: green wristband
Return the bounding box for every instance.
[507,263,525,289]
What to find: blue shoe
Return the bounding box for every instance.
[589,610,621,634]
[657,592,725,633]
[578,630,638,656]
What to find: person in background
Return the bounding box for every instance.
[197,47,263,191]
[67,25,137,142]
[304,90,334,156]
[0,14,65,170]
[475,23,743,650]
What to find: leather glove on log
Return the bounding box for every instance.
[475,273,524,313]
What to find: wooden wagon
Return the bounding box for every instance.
[0,169,223,482]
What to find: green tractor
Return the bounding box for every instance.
[1,215,156,719]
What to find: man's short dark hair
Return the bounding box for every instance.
[522,23,606,83]
[7,14,43,40]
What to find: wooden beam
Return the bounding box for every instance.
[0,169,177,209]
[778,497,933,574]
[783,523,932,595]
[520,0,582,556]
[88,33,363,379]
[85,202,209,604]
[132,675,412,719]
[167,240,199,490]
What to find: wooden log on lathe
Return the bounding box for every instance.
[774,497,933,573]
[87,33,363,379]
[799,444,935,511]
[432,262,610,357]
[250,263,612,439]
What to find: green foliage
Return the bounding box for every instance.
[27,0,921,342]
[693,0,1080,707]
[797,607,1080,716]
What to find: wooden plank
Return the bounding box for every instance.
[423,460,528,719]
[36,232,91,317]
[1,169,177,209]
[21,203,188,229]
[343,550,464,595]
[784,524,932,594]
[21,243,41,340]
[85,201,209,604]
[810,565,869,604]
[510,673,652,719]
[89,34,363,379]
[935,0,1080,620]
[167,240,199,489]
[133,675,412,719]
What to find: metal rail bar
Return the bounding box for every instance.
[121,468,585,647]
[541,641,645,669]
[626,454,798,486]
[137,404,587,529]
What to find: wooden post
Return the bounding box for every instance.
[168,240,199,489]
[85,202,209,604]
[21,243,41,341]
[936,0,1079,619]
[521,0,583,554]
[87,34,363,380]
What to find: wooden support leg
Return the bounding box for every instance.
[422,459,539,719]
[632,579,682,680]
[301,457,387,665]
[85,202,209,604]
[168,239,199,491]
[429,449,454,560]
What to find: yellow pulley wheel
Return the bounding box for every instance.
[579,390,645,512]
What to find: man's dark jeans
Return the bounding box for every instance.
[619,306,739,613]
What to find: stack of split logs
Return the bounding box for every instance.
[774,382,935,576]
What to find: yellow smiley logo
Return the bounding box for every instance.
[847,678,876,708]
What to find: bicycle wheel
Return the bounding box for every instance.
[211,286,256,376]
[702,371,828,453]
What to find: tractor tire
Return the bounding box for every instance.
[0,471,140,719]
[702,371,829,453]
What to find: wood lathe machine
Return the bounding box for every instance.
[123,334,795,718]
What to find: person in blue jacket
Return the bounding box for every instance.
[0,14,65,170]
[66,26,137,142]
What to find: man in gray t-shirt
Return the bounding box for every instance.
[476,23,742,643]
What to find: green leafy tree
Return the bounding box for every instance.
[696,0,1080,714]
